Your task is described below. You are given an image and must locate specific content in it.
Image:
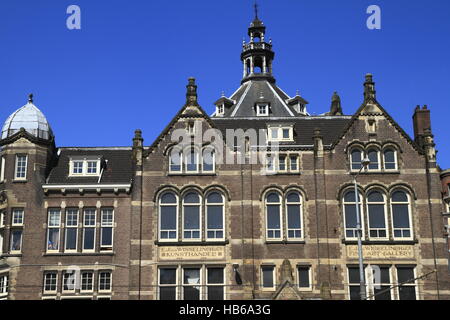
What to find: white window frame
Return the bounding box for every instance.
[14,155,27,180]
[265,154,276,173]
[396,266,418,300]
[205,192,225,241]
[80,271,94,293]
[383,148,398,171]
[216,103,225,116]
[43,272,58,294]
[278,154,287,172]
[65,208,79,252]
[98,271,112,293]
[343,191,365,241]
[47,208,61,252]
[0,230,3,255]
[206,267,225,300]
[390,191,414,241]
[366,191,389,241]
[0,156,5,182]
[285,192,303,241]
[366,265,393,300]
[257,104,269,116]
[184,148,199,174]
[158,267,178,300]
[265,192,283,241]
[367,148,381,171]
[0,211,5,228]
[261,265,276,291]
[11,209,24,226]
[62,271,77,294]
[182,192,202,241]
[0,274,8,299]
[267,126,293,142]
[182,267,202,300]
[9,229,23,253]
[100,208,114,251]
[169,148,183,174]
[289,154,299,172]
[350,148,364,171]
[159,193,179,242]
[202,147,216,173]
[69,157,101,177]
[297,266,312,291]
[82,209,97,252]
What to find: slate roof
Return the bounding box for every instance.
[212,116,352,147]
[216,80,302,118]
[46,148,133,185]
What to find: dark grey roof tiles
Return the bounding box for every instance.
[46,148,133,185]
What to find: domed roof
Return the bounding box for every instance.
[1,94,53,140]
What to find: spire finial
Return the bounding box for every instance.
[254,2,259,19]
[28,93,33,103]
[186,77,199,106]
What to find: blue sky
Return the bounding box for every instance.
[0,0,449,168]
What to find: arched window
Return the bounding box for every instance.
[343,190,363,239]
[159,192,178,240]
[286,192,303,240]
[350,148,363,170]
[383,149,397,170]
[169,148,182,173]
[391,190,412,239]
[367,191,387,239]
[266,192,282,240]
[206,192,224,240]
[183,192,201,240]
[185,148,199,173]
[202,147,215,173]
[367,148,380,170]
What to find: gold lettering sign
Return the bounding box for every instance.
[159,246,225,261]
[346,245,415,259]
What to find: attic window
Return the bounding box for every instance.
[257,104,269,116]
[267,125,294,142]
[69,157,102,177]
[217,104,225,116]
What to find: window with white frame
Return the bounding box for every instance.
[286,192,303,240]
[348,267,364,300]
[65,209,79,251]
[367,148,380,170]
[99,271,112,292]
[289,155,299,172]
[367,266,392,300]
[206,268,225,300]
[266,154,276,173]
[12,208,24,226]
[159,192,178,240]
[62,271,77,293]
[69,158,101,176]
[159,268,177,300]
[10,230,22,253]
[267,126,293,142]
[397,266,417,300]
[261,265,275,290]
[350,148,363,170]
[257,104,269,116]
[0,212,4,255]
[81,272,94,292]
[0,211,4,228]
[10,208,24,253]
[383,148,398,170]
[0,156,5,182]
[278,155,287,172]
[391,191,413,240]
[0,274,8,298]
[183,268,201,300]
[183,192,201,240]
[185,148,199,173]
[14,155,27,180]
[217,104,225,116]
[47,209,61,251]
[265,192,282,240]
[366,191,388,240]
[44,272,58,293]
[169,149,182,173]
[297,266,311,290]
[83,209,96,251]
[206,192,224,240]
[343,190,363,240]
[100,208,114,250]
[202,147,215,173]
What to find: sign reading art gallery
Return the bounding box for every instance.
[159,246,225,261]
[346,245,415,259]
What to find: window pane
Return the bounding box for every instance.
[184,206,200,229]
[161,193,176,204]
[160,287,176,300]
[83,228,95,250]
[10,230,22,251]
[267,205,280,229]
[374,286,391,300]
[203,149,214,172]
[397,268,415,283]
[207,205,223,229]
[170,151,182,172]
[368,149,379,170]
[392,204,410,228]
[298,267,310,288]
[384,150,396,169]
[66,228,77,250]
[351,150,362,170]
[392,191,408,202]
[282,129,290,139]
[349,286,360,300]
[48,210,61,226]
[47,229,60,250]
[207,192,222,204]
[398,286,416,300]
[266,193,280,203]
[207,286,223,300]
[186,150,198,172]
[287,205,301,229]
[368,204,386,228]
[344,205,357,229]
[207,268,224,284]
[101,227,113,246]
[368,191,383,202]
[160,269,176,284]
[161,206,177,230]
[348,267,364,283]
[262,266,274,288]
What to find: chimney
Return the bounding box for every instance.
[185,77,199,106]
[412,105,431,147]
[132,129,144,165]
[364,73,376,101]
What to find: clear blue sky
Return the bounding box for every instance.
[0,0,449,168]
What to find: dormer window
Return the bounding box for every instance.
[257,104,269,116]
[217,104,225,116]
[69,157,102,177]
[267,125,294,142]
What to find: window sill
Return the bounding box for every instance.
[43,252,115,257]
[350,170,400,175]
[155,240,228,246]
[265,240,306,244]
[342,239,418,245]
[167,173,217,177]
[3,253,22,257]
[12,180,27,183]
[266,172,301,176]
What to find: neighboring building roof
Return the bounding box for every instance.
[1,98,53,140]
[212,116,352,147]
[46,147,133,185]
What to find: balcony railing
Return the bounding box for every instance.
[243,42,272,51]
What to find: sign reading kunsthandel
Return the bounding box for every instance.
[346,245,415,259]
[159,246,225,261]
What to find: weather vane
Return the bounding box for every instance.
[254,2,259,19]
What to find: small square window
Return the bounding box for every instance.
[73,161,83,174]
[12,209,24,226]
[87,161,98,174]
[257,104,268,116]
[282,129,290,139]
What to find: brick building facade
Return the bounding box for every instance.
[0,12,449,300]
